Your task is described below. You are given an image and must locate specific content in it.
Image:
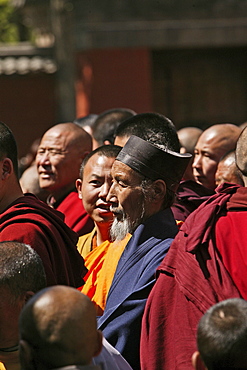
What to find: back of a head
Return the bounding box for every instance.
[197,298,247,370]
[236,126,247,179]
[19,286,102,370]
[92,108,136,147]
[20,165,49,202]
[73,114,98,136]
[74,114,98,128]
[0,241,46,299]
[115,112,180,152]
[0,121,19,177]
[177,127,203,154]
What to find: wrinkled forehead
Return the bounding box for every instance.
[112,159,144,181]
[40,129,76,149]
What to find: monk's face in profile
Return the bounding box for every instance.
[76,154,114,225]
[193,132,228,190]
[107,161,148,241]
[193,124,241,190]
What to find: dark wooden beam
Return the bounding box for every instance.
[50,0,76,121]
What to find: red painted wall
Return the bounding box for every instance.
[76,48,153,116]
[0,74,56,157]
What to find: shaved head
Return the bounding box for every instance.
[193,124,241,189]
[177,127,203,155]
[215,151,243,187]
[19,286,102,369]
[41,123,92,155]
[20,165,49,202]
[36,123,92,199]
[236,127,247,186]
[177,127,203,181]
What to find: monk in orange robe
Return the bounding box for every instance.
[76,145,130,312]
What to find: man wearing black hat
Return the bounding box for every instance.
[97,113,191,370]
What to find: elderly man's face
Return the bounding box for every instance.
[107,161,148,241]
[36,129,82,195]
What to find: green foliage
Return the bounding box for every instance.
[0,0,22,42]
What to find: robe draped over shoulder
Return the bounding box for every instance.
[141,183,243,370]
[0,194,87,287]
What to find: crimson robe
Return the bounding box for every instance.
[56,190,94,236]
[141,183,243,370]
[1,194,87,287]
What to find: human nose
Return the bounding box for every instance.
[99,181,111,199]
[192,154,201,169]
[36,151,50,166]
[106,181,118,204]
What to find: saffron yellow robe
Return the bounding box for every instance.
[81,233,131,315]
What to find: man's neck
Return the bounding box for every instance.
[95,222,112,246]
[48,184,75,207]
[0,183,23,214]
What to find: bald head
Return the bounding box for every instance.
[177,127,203,155]
[20,165,49,202]
[215,151,244,187]
[193,124,241,189]
[19,286,102,370]
[36,123,92,199]
[41,123,92,154]
[236,127,247,186]
[177,127,203,181]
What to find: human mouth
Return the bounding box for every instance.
[96,203,112,213]
[39,171,54,180]
[110,206,124,220]
[194,175,206,186]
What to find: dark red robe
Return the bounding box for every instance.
[56,190,94,236]
[0,194,87,287]
[171,180,215,222]
[141,183,244,370]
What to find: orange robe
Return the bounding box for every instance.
[77,227,97,258]
[81,234,131,315]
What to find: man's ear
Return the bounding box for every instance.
[192,351,207,370]
[1,158,13,180]
[19,339,34,370]
[150,179,166,203]
[104,140,111,146]
[76,178,82,199]
[18,291,35,312]
[180,146,187,154]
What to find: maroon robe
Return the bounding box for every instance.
[171,180,215,222]
[141,183,243,370]
[56,190,94,236]
[0,194,87,287]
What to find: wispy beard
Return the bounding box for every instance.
[110,216,131,241]
[110,202,146,241]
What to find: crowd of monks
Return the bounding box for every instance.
[1,109,247,370]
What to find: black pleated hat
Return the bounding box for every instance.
[116,135,192,192]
